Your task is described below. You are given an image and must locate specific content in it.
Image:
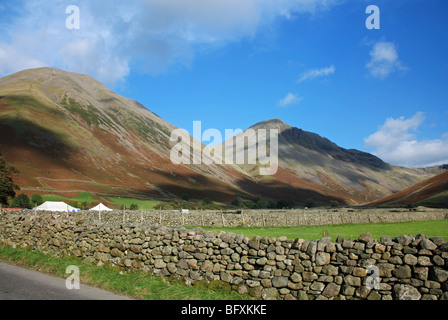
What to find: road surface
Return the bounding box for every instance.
[0,262,133,300]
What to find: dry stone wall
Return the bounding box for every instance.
[0,211,447,300]
[68,208,447,228]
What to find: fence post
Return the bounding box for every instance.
[241,210,245,227]
[221,211,225,227]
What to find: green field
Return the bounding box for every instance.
[199,220,448,241]
[40,193,161,210]
[42,192,95,204]
[106,196,160,210]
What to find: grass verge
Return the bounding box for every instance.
[0,245,250,300]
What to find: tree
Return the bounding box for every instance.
[0,154,20,206]
[330,200,339,208]
[11,193,31,209]
[304,198,315,208]
[30,194,44,206]
[276,199,295,209]
[253,196,269,209]
[231,198,241,207]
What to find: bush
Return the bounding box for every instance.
[202,198,212,205]
[30,194,43,206]
[129,204,138,210]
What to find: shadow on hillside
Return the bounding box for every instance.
[144,169,347,206]
[0,116,74,162]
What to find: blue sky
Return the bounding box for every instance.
[1,0,447,167]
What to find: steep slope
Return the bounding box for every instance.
[0,67,251,202]
[220,119,439,204]
[369,170,448,208]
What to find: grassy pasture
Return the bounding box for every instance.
[42,191,95,204]
[39,193,161,210]
[106,196,160,210]
[199,219,448,241]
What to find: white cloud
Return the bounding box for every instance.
[364,112,448,167]
[0,45,46,72]
[298,65,335,82]
[366,41,407,79]
[278,92,303,106]
[0,0,342,85]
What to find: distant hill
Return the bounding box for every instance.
[0,67,441,206]
[369,170,448,208]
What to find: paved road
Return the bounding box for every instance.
[0,262,133,300]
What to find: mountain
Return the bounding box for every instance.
[0,67,441,206]
[369,170,448,208]
[0,67,251,204]
[220,118,440,204]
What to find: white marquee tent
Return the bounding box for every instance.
[89,203,112,211]
[35,201,80,212]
